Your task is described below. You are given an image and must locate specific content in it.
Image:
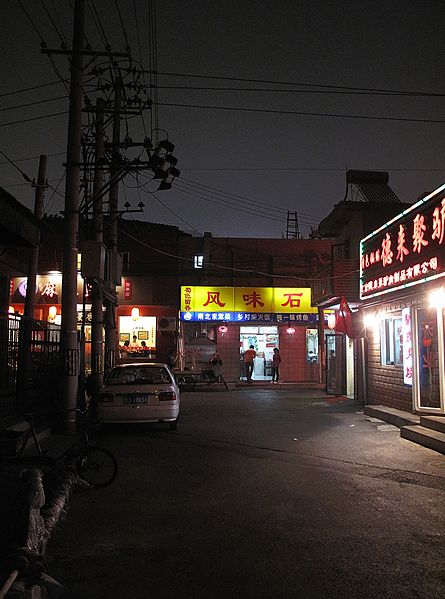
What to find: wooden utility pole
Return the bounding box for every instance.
[104,78,122,373]
[24,155,46,319]
[60,0,85,431]
[17,155,47,411]
[89,98,105,397]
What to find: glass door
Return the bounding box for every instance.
[414,306,444,412]
[326,334,346,395]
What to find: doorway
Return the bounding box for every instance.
[240,326,278,381]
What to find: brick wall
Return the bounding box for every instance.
[216,325,242,382]
[366,333,413,412]
[279,326,319,383]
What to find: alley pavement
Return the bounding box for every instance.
[2,388,445,597]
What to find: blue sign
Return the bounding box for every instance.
[180,312,319,323]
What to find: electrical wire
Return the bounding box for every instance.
[117,225,356,282]
[178,176,321,222]
[0,149,32,183]
[87,0,110,49]
[145,188,203,236]
[114,0,130,52]
[17,0,46,45]
[40,0,66,47]
[0,96,68,113]
[0,151,66,165]
[156,101,445,125]
[152,70,445,98]
[0,111,68,128]
[0,80,68,99]
[153,84,445,98]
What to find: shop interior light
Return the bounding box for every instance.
[363,313,376,329]
[8,306,15,314]
[429,288,445,309]
[286,326,296,335]
[131,307,140,321]
[48,306,57,321]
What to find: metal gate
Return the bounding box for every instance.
[326,333,346,395]
[0,313,61,415]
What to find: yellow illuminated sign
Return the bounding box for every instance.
[181,286,316,314]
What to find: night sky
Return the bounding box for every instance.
[1,1,444,238]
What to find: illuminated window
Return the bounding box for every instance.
[381,317,403,366]
[306,329,318,362]
[194,255,204,269]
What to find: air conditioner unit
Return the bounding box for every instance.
[157,317,177,332]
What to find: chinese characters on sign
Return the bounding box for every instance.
[360,184,445,299]
[402,307,413,386]
[180,286,316,321]
[123,280,132,300]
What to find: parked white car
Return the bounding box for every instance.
[97,363,180,429]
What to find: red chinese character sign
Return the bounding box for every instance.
[360,183,445,299]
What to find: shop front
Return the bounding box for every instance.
[180,285,322,384]
[360,183,445,414]
[9,272,94,369]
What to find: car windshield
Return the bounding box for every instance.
[105,366,173,386]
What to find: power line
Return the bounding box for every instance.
[152,70,445,98]
[155,84,445,98]
[118,226,352,282]
[156,101,445,125]
[179,176,321,222]
[0,95,68,113]
[0,80,67,99]
[0,148,33,183]
[40,0,67,47]
[0,111,68,128]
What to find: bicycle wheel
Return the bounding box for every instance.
[76,446,117,488]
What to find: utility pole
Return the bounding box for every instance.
[104,78,122,373]
[89,98,105,398]
[24,155,47,319]
[17,155,47,411]
[60,0,85,431]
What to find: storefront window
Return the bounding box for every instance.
[380,317,403,366]
[306,328,318,362]
[417,308,440,409]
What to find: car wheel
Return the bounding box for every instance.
[168,419,178,431]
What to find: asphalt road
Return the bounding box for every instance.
[46,389,445,598]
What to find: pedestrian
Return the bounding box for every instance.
[244,344,256,383]
[270,347,281,383]
[167,349,177,370]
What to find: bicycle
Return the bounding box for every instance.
[0,408,117,488]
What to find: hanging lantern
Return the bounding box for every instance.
[218,325,228,334]
[286,326,296,335]
[327,313,337,330]
[131,307,140,321]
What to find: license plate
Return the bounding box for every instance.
[124,395,150,404]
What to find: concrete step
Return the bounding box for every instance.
[364,405,420,428]
[420,415,445,434]
[401,425,445,455]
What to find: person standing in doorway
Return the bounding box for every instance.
[271,347,281,384]
[244,345,257,383]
